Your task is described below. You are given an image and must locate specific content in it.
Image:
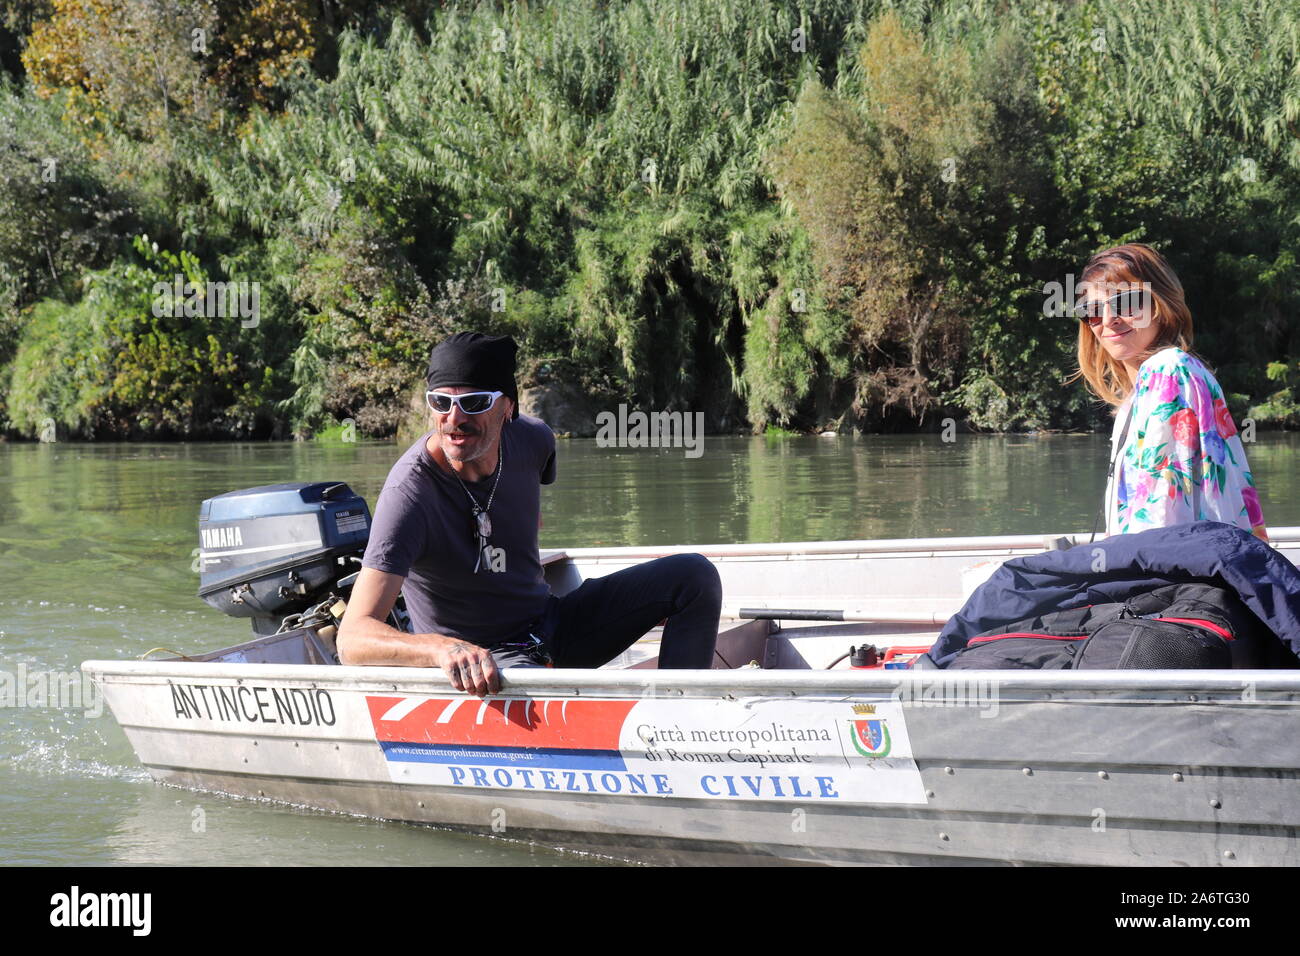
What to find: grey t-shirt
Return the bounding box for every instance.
[360,414,557,645]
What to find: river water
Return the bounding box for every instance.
[2,432,1297,865]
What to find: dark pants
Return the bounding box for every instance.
[494,553,722,670]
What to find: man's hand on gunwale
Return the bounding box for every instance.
[433,640,501,697]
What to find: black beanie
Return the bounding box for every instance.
[425,332,519,419]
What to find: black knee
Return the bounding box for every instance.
[667,552,721,604]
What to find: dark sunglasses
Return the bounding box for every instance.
[425,390,505,415]
[1072,290,1151,326]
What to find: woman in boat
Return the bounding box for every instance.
[1070,243,1268,541]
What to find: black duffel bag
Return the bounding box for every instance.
[944,581,1274,670]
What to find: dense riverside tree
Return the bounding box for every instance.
[1,0,1297,439]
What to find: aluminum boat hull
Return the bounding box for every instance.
[82,662,1300,866]
[83,529,1300,865]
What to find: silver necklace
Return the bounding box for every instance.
[452,438,503,570]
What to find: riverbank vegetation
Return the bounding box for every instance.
[2,0,1297,439]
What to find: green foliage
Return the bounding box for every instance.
[763,0,1299,432]
[6,235,289,438]
[2,0,1299,439]
[22,0,223,140]
[4,295,107,435]
[0,78,135,310]
[188,0,878,431]
[764,423,799,438]
[768,9,1070,430]
[311,421,356,442]
[1249,361,1300,428]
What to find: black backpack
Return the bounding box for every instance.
[943,582,1286,670]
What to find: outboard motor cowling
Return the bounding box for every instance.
[197,481,370,633]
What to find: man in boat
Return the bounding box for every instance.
[337,331,722,695]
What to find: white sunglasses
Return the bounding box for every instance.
[425,390,505,415]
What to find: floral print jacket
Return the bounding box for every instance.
[1105,347,1267,540]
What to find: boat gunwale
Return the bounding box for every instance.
[80,659,1300,698]
[556,527,1300,560]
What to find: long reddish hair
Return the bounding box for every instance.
[1069,243,1196,407]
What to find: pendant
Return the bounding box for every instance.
[476,510,492,539]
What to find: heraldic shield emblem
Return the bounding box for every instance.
[849,704,891,758]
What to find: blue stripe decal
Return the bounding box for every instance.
[379,740,627,771]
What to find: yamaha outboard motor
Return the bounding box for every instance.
[197,481,403,641]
